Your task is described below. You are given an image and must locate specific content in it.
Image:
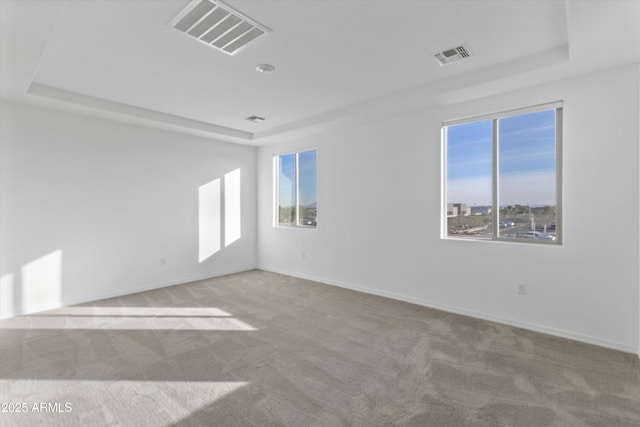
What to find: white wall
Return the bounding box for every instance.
[257,64,640,354]
[0,100,257,318]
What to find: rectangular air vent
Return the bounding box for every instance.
[171,0,271,56]
[434,43,474,66]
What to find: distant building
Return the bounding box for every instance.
[448,203,472,217]
[471,206,492,216]
[453,203,471,216]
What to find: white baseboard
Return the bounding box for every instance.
[258,265,639,356]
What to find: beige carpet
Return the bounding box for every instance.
[1,269,639,426]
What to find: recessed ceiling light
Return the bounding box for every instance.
[246,115,266,123]
[255,64,275,73]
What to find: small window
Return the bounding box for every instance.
[275,149,317,227]
[443,103,562,244]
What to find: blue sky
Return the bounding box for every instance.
[446,109,556,206]
[298,150,317,207]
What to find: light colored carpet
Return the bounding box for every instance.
[1,269,639,426]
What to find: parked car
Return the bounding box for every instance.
[519,231,556,240]
[535,223,556,232]
[302,217,317,226]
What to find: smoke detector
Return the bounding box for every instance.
[171,0,271,56]
[434,43,474,66]
[245,115,266,123]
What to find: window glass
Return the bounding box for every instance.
[446,120,492,239]
[276,149,317,227]
[298,150,317,226]
[443,104,561,244]
[278,153,296,226]
[498,110,557,240]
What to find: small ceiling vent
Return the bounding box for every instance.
[171,0,271,56]
[434,43,474,66]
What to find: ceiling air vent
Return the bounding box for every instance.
[245,115,266,123]
[434,43,474,66]
[171,0,271,56]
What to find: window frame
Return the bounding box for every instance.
[442,102,563,245]
[274,147,318,229]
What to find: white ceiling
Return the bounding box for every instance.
[1,0,639,145]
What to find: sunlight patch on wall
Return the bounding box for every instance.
[20,250,62,315]
[199,179,221,262]
[198,169,243,263]
[224,168,241,247]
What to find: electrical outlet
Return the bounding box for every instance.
[517,283,528,295]
[300,252,306,260]
[160,257,167,266]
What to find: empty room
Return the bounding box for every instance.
[1,0,639,426]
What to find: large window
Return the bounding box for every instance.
[275,149,317,227]
[443,103,562,244]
